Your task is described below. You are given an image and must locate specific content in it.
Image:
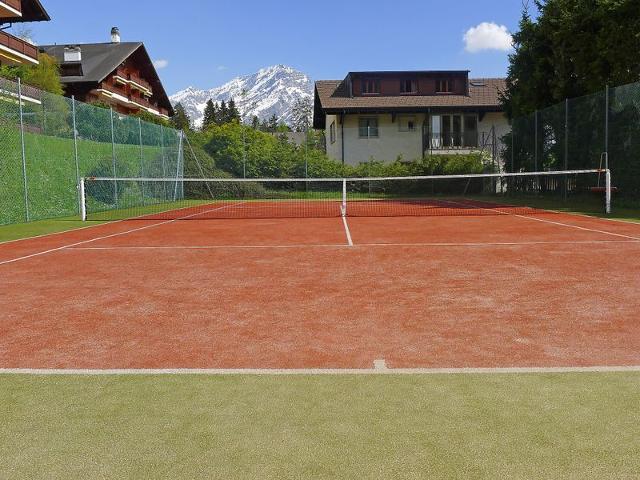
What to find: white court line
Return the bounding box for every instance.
[342,216,354,247]
[64,239,640,252]
[1,366,640,376]
[0,200,226,247]
[0,202,246,266]
[440,199,640,241]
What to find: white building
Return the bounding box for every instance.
[313,70,510,165]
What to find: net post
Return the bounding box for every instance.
[605,169,612,215]
[79,177,87,221]
[342,179,347,217]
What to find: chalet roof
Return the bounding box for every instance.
[40,42,143,84]
[39,42,174,115]
[0,0,50,23]
[315,78,506,112]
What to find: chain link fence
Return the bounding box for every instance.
[0,76,183,225]
[506,81,640,203]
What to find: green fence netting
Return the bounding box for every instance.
[0,76,183,225]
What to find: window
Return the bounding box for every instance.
[359,117,379,138]
[362,79,380,95]
[329,121,336,144]
[400,79,418,94]
[398,116,416,132]
[428,114,478,149]
[463,115,478,147]
[436,79,452,93]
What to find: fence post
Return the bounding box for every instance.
[138,117,145,200]
[160,125,167,198]
[71,96,81,214]
[173,131,183,201]
[604,84,609,170]
[564,98,569,200]
[17,78,30,222]
[110,107,118,205]
[534,110,538,171]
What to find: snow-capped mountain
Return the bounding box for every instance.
[170,65,313,127]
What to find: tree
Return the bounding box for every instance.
[290,97,312,132]
[267,114,279,133]
[202,99,217,130]
[251,115,260,130]
[218,101,229,125]
[0,53,64,95]
[502,0,640,118]
[171,103,191,131]
[227,98,241,123]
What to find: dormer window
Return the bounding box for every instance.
[362,79,380,95]
[436,79,452,93]
[400,79,417,94]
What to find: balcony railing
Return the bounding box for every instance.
[114,69,152,95]
[426,132,479,150]
[0,30,38,63]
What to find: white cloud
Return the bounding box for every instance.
[153,59,169,69]
[464,22,513,53]
[217,65,228,71]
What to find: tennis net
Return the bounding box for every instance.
[80,169,612,221]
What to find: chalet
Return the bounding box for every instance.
[0,0,49,66]
[314,70,509,165]
[40,28,173,119]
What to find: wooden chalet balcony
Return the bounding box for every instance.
[100,82,128,98]
[0,30,39,65]
[0,0,22,17]
[114,69,153,96]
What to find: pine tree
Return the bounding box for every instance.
[202,99,217,130]
[218,101,229,125]
[251,115,260,130]
[291,97,312,132]
[267,114,279,133]
[227,98,241,123]
[171,103,191,131]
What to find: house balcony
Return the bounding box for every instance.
[113,69,153,97]
[0,30,39,65]
[96,86,169,119]
[0,0,22,19]
[425,132,479,151]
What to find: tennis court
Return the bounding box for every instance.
[1,177,639,371]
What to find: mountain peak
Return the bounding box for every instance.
[170,65,313,127]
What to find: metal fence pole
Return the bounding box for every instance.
[160,124,167,199]
[110,107,118,205]
[510,124,515,173]
[534,110,538,171]
[564,98,569,200]
[17,78,30,222]
[173,131,183,201]
[138,117,145,200]
[605,84,609,170]
[71,96,81,214]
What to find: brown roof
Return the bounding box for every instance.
[315,78,506,112]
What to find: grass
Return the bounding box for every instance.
[0,373,639,479]
[0,216,105,243]
[473,193,640,223]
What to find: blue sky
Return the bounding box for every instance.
[25,0,526,94]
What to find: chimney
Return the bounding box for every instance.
[63,46,82,63]
[111,27,121,43]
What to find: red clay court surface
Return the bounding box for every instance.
[1,201,640,370]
